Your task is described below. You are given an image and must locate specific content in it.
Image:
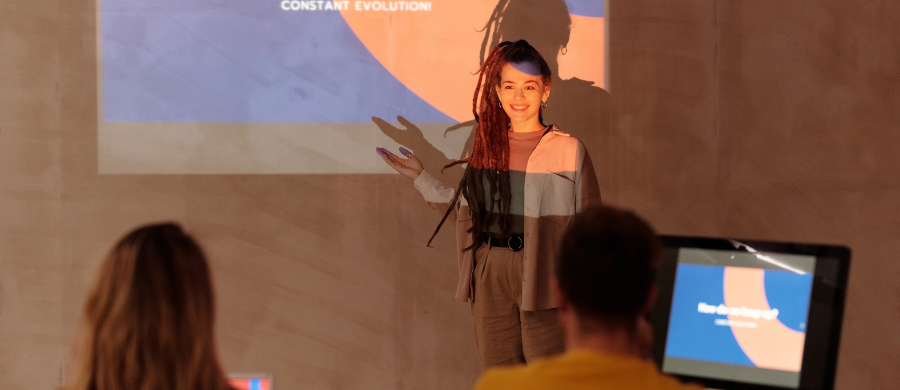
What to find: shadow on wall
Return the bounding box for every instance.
[372,0,611,187]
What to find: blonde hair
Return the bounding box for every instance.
[67,223,234,390]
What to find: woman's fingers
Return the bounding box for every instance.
[401,149,424,173]
[377,147,408,169]
[379,147,409,162]
[377,146,422,180]
[376,147,399,167]
[398,147,422,163]
[405,152,422,165]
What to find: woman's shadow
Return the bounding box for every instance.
[372,0,610,188]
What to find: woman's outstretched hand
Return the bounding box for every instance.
[376,147,424,180]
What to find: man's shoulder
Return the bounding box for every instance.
[473,364,529,389]
[473,351,705,390]
[472,359,556,390]
[472,352,600,390]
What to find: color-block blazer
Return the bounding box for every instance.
[413,126,602,311]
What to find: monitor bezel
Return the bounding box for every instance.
[651,235,850,390]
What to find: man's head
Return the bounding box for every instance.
[554,205,660,335]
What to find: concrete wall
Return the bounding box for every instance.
[1,0,898,388]
[607,1,900,388]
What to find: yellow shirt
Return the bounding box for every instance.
[473,349,705,390]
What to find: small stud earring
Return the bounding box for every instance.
[541,100,548,108]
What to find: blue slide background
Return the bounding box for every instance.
[101,0,603,123]
[101,0,454,123]
[665,264,755,366]
[566,0,604,17]
[764,270,813,332]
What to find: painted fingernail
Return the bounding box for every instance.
[399,147,410,155]
[376,147,386,155]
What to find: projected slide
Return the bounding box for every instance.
[662,254,815,388]
[97,0,605,173]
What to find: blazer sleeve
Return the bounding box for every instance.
[575,142,602,211]
[413,170,459,219]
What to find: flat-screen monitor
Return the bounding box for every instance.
[229,373,273,390]
[651,236,850,389]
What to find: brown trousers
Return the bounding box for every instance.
[470,244,565,368]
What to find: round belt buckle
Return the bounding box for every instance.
[507,236,523,252]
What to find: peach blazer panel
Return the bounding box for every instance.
[413,125,602,311]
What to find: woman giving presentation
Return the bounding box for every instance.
[377,40,602,368]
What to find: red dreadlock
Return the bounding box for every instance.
[427,40,551,250]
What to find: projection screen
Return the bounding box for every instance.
[97,0,605,174]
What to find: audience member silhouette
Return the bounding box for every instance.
[65,223,235,390]
[473,206,702,390]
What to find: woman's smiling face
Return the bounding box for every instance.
[496,62,550,130]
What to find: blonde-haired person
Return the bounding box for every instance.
[66,223,235,390]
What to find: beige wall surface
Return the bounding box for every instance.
[607,1,900,389]
[2,0,899,389]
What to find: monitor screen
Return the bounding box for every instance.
[662,248,816,388]
[652,236,850,390]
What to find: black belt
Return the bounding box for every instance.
[485,234,524,252]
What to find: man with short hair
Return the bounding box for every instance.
[473,205,702,390]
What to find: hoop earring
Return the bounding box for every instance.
[499,101,502,108]
[541,100,548,108]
